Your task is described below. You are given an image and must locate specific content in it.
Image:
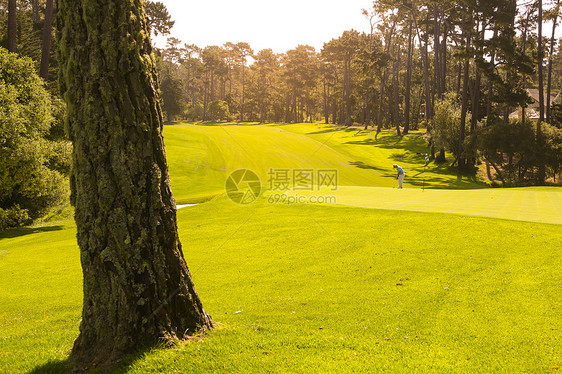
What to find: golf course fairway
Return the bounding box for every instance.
[0,122,560,373]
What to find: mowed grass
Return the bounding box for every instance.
[165,122,486,196]
[1,198,561,373]
[0,122,561,372]
[166,123,561,224]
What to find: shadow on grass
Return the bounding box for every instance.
[307,128,342,135]
[349,161,386,172]
[28,347,154,374]
[28,359,72,374]
[0,225,64,240]
[344,135,426,153]
[164,121,266,127]
[405,167,488,190]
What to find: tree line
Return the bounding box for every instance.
[158,0,562,184]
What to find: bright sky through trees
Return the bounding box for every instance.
[153,0,374,52]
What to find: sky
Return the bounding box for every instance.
[152,0,375,53]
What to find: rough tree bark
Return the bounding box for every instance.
[57,0,213,369]
[433,5,441,102]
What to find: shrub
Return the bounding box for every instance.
[476,119,562,184]
[207,100,230,122]
[0,206,32,231]
[0,48,68,229]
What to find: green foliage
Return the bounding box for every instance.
[184,103,204,122]
[550,102,562,128]
[431,92,462,155]
[541,122,562,178]
[0,47,67,227]
[0,205,31,231]
[145,1,175,37]
[159,65,186,120]
[477,119,562,184]
[207,100,230,121]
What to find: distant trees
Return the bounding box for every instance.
[154,0,561,184]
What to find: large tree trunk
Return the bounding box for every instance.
[441,25,447,95]
[57,0,212,369]
[39,0,55,80]
[377,22,395,132]
[342,59,348,125]
[471,24,484,133]
[7,0,16,53]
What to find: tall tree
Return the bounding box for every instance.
[7,0,16,52]
[538,0,545,122]
[145,0,175,37]
[537,0,546,183]
[403,19,413,134]
[39,0,54,79]
[57,0,212,369]
[236,42,253,121]
[546,0,560,123]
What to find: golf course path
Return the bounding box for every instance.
[285,186,562,225]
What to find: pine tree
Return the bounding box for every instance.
[57,0,212,368]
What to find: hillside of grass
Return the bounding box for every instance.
[165,123,485,203]
[1,122,561,373]
[166,123,561,224]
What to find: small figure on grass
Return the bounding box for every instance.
[393,164,405,189]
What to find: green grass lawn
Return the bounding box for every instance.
[1,122,561,373]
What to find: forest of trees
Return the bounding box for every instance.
[1,0,562,232]
[158,0,562,184]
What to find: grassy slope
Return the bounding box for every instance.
[166,123,561,224]
[0,122,561,373]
